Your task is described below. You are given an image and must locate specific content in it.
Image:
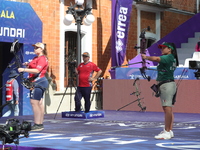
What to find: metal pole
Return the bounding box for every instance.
[197,0,199,13]
[76,17,82,65]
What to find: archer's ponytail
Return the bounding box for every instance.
[43,44,48,58]
[170,42,179,66]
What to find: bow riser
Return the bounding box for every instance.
[139,27,151,81]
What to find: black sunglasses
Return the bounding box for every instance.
[34,47,40,49]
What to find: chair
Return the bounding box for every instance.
[184,52,200,67]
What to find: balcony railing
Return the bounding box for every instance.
[135,0,172,8]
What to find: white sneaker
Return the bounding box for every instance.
[154,130,171,140]
[170,130,174,138]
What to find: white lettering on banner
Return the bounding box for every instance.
[89,113,103,117]
[0,27,25,38]
[129,74,135,79]
[174,75,189,79]
[27,93,30,98]
[117,7,128,39]
[116,7,128,53]
[129,74,143,79]
[115,39,123,53]
[28,59,33,62]
[0,10,15,19]
[65,113,83,117]
[25,51,35,55]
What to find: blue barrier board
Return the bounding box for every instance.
[62,111,105,119]
[115,67,196,80]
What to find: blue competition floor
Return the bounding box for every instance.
[0,110,200,150]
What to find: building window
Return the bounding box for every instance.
[64,31,77,87]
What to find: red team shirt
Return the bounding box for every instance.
[28,55,48,81]
[77,62,101,87]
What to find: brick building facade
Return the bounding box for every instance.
[27,0,196,90]
[6,0,198,113]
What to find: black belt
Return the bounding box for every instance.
[158,79,174,87]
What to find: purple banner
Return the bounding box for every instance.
[111,0,133,67]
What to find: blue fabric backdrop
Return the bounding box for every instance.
[0,0,42,115]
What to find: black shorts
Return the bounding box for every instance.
[30,77,48,100]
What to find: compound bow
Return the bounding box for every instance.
[116,77,146,111]
[132,78,146,111]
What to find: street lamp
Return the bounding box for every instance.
[64,0,95,65]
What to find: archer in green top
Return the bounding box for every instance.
[142,42,179,140]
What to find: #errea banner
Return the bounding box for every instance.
[111,0,133,67]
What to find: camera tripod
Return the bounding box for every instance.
[54,65,77,119]
[90,80,103,110]
[1,137,12,150]
[116,78,146,112]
